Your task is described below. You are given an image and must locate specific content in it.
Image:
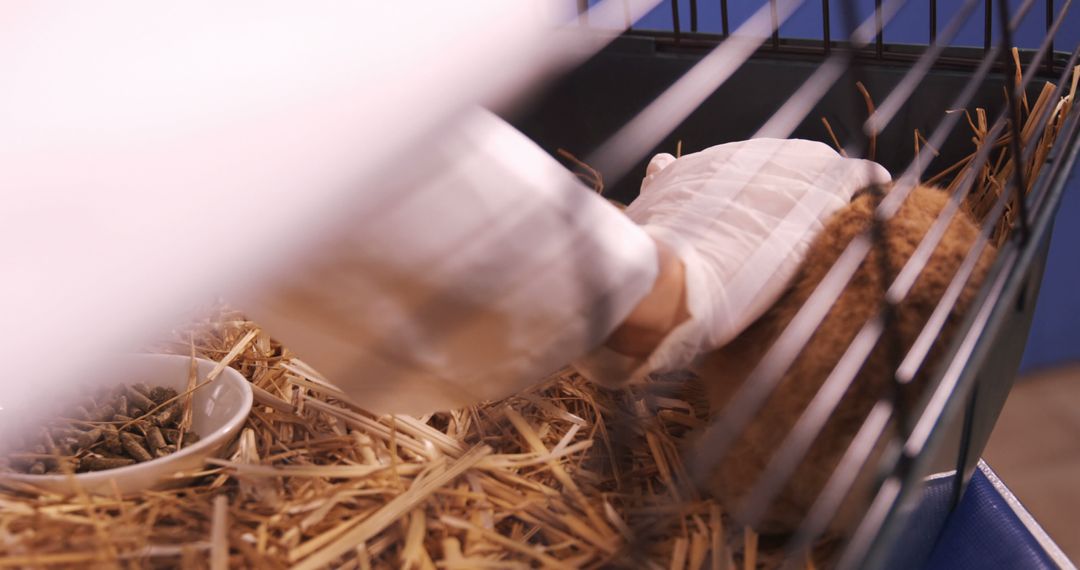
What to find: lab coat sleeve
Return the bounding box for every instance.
[0,2,643,425]
[241,109,659,415]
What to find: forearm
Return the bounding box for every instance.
[240,109,662,413]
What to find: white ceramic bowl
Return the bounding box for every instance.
[0,354,253,496]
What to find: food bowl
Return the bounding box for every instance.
[0,353,253,495]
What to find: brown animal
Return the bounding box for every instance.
[695,184,997,540]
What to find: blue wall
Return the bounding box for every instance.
[1020,162,1080,371]
[621,0,1079,50]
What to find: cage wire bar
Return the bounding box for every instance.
[728,0,1015,523]
[679,0,1034,491]
[862,37,1080,570]
[558,0,1080,567]
[626,0,1073,69]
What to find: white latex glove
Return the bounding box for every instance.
[575,138,891,387]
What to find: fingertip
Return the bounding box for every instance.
[646,152,677,177]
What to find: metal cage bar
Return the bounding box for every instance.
[671,0,682,42]
[876,0,886,57]
[772,0,782,49]
[536,0,1079,565]
[998,0,1033,241]
[930,0,938,42]
[687,0,1041,496]
[823,26,1080,570]
[1047,0,1056,74]
[633,0,1067,73]
[823,0,833,53]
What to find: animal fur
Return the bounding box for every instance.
[696,184,997,539]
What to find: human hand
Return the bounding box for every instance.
[576,138,891,386]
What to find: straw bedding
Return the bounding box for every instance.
[0,312,749,569]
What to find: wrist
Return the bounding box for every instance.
[604,238,690,358]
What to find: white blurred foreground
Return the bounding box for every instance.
[0,1,584,423]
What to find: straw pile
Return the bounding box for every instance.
[929,56,1079,244]
[0,310,756,569]
[880,53,1077,249]
[823,54,1078,247]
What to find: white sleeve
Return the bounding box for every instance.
[240,109,659,414]
[0,3,652,420]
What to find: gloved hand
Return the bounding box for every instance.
[574,138,891,387]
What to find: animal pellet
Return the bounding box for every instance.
[1,383,202,474]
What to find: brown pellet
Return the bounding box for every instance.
[6,382,196,475]
[149,386,178,405]
[102,427,123,455]
[126,387,156,414]
[130,419,151,437]
[162,428,180,445]
[154,404,179,427]
[119,432,152,463]
[75,428,102,449]
[146,426,167,452]
[94,403,117,422]
[82,456,136,471]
